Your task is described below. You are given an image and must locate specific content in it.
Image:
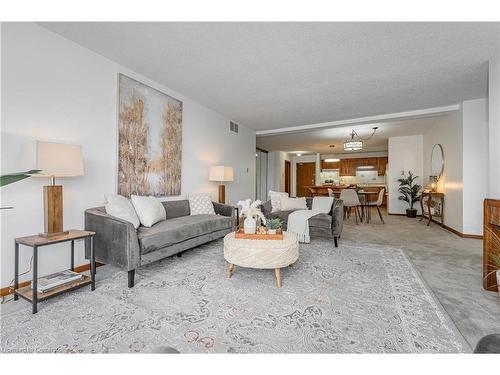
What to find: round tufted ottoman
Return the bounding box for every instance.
[223,231,299,287]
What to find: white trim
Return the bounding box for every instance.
[256,104,461,136]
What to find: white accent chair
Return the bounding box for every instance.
[367,188,385,224]
[339,189,362,224]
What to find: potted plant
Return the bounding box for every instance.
[237,199,266,234]
[397,170,422,218]
[484,253,500,295]
[265,218,283,235]
[0,170,40,209]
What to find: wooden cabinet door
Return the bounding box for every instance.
[340,159,356,176]
[321,160,340,169]
[296,162,316,197]
[348,159,358,175]
[377,157,388,176]
[339,159,348,176]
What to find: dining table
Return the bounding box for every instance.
[356,190,379,223]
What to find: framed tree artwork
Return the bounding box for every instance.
[117,74,182,197]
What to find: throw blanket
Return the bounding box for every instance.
[287,197,333,243]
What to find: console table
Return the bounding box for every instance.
[420,192,444,226]
[14,230,96,314]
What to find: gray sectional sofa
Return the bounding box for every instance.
[85,200,235,287]
[260,197,343,247]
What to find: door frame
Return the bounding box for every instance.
[284,160,291,195]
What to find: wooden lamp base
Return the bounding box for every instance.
[40,185,68,238]
[218,184,226,204]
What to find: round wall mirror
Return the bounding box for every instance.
[431,144,444,179]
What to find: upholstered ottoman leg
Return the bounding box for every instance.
[227,262,234,278]
[334,237,338,248]
[275,268,282,288]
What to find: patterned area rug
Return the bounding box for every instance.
[1,238,470,353]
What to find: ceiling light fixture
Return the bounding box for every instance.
[343,127,378,151]
[324,158,340,162]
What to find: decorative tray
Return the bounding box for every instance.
[235,228,283,240]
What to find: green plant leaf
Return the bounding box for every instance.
[0,170,41,187]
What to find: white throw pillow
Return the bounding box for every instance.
[269,190,289,212]
[312,196,334,213]
[280,196,307,211]
[189,194,216,215]
[130,195,166,227]
[104,194,140,229]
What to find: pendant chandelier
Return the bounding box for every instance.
[343,127,378,151]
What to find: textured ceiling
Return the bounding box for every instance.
[40,22,500,131]
[256,116,443,154]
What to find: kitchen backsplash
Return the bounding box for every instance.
[320,170,385,185]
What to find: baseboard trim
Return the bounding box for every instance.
[387,214,483,240]
[0,262,104,297]
[430,220,483,240]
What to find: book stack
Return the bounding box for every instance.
[31,270,83,293]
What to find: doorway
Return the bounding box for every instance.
[284,160,291,195]
[296,162,315,197]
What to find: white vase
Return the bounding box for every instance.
[244,217,257,234]
[268,229,276,235]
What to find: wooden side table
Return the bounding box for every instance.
[14,230,96,314]
[419,192,445,226]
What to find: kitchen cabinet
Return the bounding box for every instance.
[339,159,357,176]
[338,157,387,176]
[356,158,377,167]
[377,157,388,176]
[321,160,339,170]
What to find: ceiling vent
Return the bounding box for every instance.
[230,121,239,133]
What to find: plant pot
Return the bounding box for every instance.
[268,229,277,235]
[406,208,418,218]
[243,217,257,234]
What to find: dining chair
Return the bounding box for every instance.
[339,189,362,224]
[367,188,385,224]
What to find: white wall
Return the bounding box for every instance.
[422,112,463,232]
[462,99,488,235]
[387,135,424,214]
[489,49,500,199]
[0,23,256,288]
[267,151,292,194]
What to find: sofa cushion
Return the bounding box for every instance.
[137,214,233,254]
[189,194,216,215]
[104,194,140,229]
[162,200,191,219]
[131,195,166,227]
[308,213,332,228]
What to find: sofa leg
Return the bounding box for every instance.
[177,252,182,258]
[128,270,135,288]
[334,237,338,248]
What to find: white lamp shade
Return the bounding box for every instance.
[21,140,84,177]
[208,166,234,182]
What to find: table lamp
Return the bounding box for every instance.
[208,166,234,204]
[21,141,84,237]
[428,175,438,192]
